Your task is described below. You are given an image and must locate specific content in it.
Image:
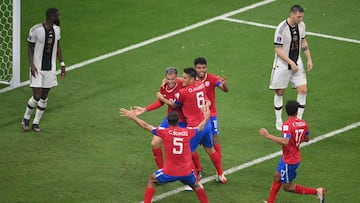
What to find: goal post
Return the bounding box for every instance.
[0,0,20,88]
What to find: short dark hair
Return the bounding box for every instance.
[285,100,299,116]
[167,111,179,126]
[194,57,207,66]
[290,5,304,13]
[46,8,58,19]
[183,67,197,79]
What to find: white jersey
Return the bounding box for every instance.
[273,20,306,70]
[27,23,61,72]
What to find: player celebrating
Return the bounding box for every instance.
[259,100,325,203]
[270,5,313,131]
[21,8,66,132]
[132,67,185,169]
[158,67,226,183]
[193,57,228,177]
[120,109,210,203]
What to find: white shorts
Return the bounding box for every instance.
[30,69,58,88]
[269,64,307,90]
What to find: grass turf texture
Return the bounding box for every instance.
[1,0,359,202]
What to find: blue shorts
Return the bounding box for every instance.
[276,158,300,183]
[160,117,187,128]
[155,169,196,186]
[210,116,219,136]
[190,121,213,152]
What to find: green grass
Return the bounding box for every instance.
[1,0,360,202]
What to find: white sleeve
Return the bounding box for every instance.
[300,22,306,39]
[274,24,284,45]
[27,26,37,43]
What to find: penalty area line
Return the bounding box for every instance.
[141,121,360,203]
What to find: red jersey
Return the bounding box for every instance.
[175,80,208,127]
[145,79,186,122]
[281,117,310,164]
[152,126,197,176]
[200,73,222,117]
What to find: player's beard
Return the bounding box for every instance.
[54,20,60,26]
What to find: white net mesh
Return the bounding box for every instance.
[0,0,13,83]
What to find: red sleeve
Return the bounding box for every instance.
[145,100,164,112]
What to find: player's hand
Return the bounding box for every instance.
[30,64,38,77]
[220,76,227,85]
[132,106,146,116]
[289,62,299,73]
[307,59,313,72]
[259,128,270,138]
[60,66,66,79]
[201,106,210,120]
[161,78,167,88]
[119,108,136,118]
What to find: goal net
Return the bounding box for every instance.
[0,0,20,87]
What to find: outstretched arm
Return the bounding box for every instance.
[259,128,289,146]
[120,108,153,132]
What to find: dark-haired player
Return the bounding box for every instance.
[193,57,228,178]
[259,100,324,203]
[21,8,66,132]
[120,109,210,203]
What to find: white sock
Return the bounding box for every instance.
[33,98,48,124]
[297,93,307,119]
[23,96,38,120]
[274,94,283,121]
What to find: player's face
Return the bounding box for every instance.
[53,12,61,26]
[290,12,304,25]
[165,73,177,88]
[182,73,193,87]
[195,64,207,79]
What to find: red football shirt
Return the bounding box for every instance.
[200,73,222,117]
[146,79,186,122]
[281,117,310,164]
[175,80,208,127]
[152,126,197,176]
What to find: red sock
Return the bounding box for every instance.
[152,147,163,169]
[192,151,202,171]
[195,188,209,203]
[294,184,317,195]
[214,143,222,157]
[210,152,223,175]
[144,187,155,203]
[267,181,281,203]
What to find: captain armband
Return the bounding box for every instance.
[60,61,65,67]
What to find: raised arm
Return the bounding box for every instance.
[218,76,229,92]
[119,108,153,132]
[259,128,289,146]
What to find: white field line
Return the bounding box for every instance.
[0,0,276,94]
[222,17,360,44]
[142,121,360,203]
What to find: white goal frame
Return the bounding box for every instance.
[0,0,20,88]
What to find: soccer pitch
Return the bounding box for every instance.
[1,0,360,202]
